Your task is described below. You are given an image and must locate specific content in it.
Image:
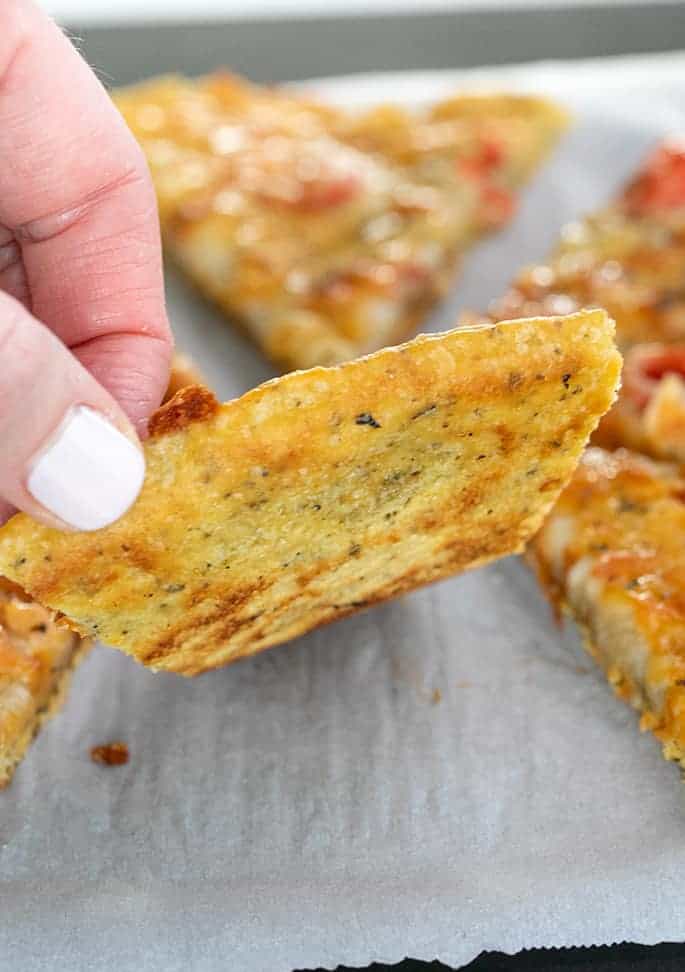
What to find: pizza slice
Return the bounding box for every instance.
[474,141,685,463]
[488,141,685,350]
[529,447,685,767]
[114,72,567,371]
[0,578,91,788]
[0,310,619,676]
[336,92,568,230]
[0,353,203,787]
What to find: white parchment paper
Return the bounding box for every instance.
[4,52,685,972]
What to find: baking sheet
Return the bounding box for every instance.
[4,53,685,972]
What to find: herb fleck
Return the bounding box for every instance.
[562,373,571,389]
[355,412,381,428]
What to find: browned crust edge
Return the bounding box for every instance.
[525,551,685,770]
[149,385,220,438]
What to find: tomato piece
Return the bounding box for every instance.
[258,172,363,212]
[295,173,364,212]
[623,343,685,410]
[252,157,364,212]
[479,183,516,228]
[455,139,513,228]
[316,259,430,301]
[622,143,685,215]
[392,261,431,285]
[455,138,504,178]
[479,138,504,170]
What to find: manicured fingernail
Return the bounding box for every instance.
[27,406,145,531]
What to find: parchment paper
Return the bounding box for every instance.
[4,52,685,972]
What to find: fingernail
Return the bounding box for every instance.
[27,406,145,531]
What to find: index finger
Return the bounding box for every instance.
[0,1,172,430]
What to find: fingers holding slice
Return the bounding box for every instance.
[0,1,172,429]
[0,290,145,531]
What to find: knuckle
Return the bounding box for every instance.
[16,164,150,245]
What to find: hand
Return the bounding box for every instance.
[0,1,172,531]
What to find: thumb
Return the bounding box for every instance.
[0,291,145,532]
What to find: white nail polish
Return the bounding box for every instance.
[27,406,145,531]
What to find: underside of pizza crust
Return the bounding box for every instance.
[0,311,619,676]
[529,448,685,767]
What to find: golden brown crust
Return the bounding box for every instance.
[0,311,620,675]
[529,448,685,766]
[114,72,567,370]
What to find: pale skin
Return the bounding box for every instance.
[0,1,172,529]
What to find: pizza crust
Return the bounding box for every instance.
[0,311,619,675]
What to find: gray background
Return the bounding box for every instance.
[70,4,685,87]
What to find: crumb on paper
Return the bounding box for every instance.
[431,688,442,704]
[90,741,129,766]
